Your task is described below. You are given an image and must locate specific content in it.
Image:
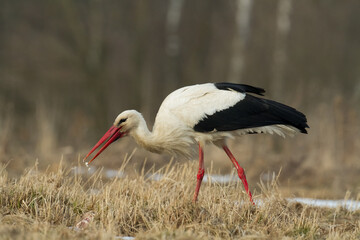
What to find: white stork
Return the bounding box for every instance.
[83,82,309,204]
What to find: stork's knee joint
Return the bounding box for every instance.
[237,168,245,178]
[197,169,205,180]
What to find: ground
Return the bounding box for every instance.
[0,161,359,240]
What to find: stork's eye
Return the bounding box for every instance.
[118,118,127,126]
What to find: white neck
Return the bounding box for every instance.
[130,115,164,154]
[129,113,194,157]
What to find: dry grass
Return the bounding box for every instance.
[0,160,359,240]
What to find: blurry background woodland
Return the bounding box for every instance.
[0,0,360,198]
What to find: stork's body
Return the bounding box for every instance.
[84,83,308,204]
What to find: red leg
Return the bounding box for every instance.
[223,146,254,204]
[193,143,205,202]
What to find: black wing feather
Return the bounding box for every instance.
[194,83,309,133]
[215,82,265,96]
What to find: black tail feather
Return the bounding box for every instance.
[195,83,309,134]
[260,97,309,133]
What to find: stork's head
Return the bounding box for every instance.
[113,110,142,132]
[83,110,141,165]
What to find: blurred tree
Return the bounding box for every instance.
[228,0,253,84]
[164,0,184,92]
[270,0,292,98]
[0,0,360,156]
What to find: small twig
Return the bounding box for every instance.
[75,211,95,230]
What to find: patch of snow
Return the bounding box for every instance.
[288,198,360,211]
[105,169,125,178]
[72,166,96,175]
[144,173,239,184]
[203,174,237,183]
[145,173,163,181]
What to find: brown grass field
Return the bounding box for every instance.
[0,157,359,240]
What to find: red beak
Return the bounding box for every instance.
[83,126,125,165]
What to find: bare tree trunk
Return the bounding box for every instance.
[140,60,154,123]
[228,0,253,83]
[87,0,104,72]
[165,0,184,92]
[0,104,13,157]
[271,0,293,98]
[87,0,108,124]
[138,2,157,123]
[36,100,57,158]
[59,0,108,129]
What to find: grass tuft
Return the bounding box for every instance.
[0,162,359,239]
